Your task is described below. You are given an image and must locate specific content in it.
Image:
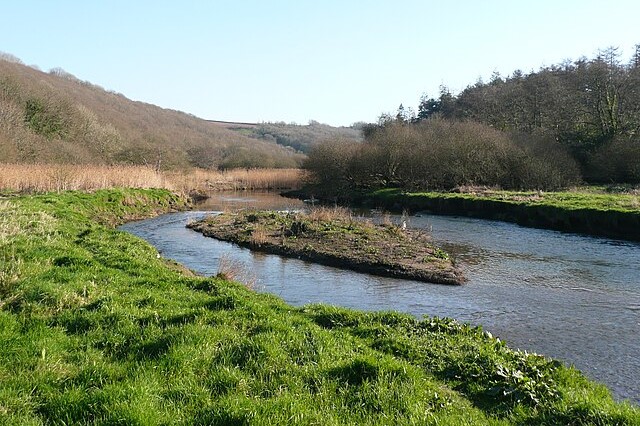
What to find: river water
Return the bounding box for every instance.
[119,192,640,404]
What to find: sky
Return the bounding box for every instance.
[2,1,639,126]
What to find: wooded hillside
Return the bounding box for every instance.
[305,45,640,193]
[0,54,304,169]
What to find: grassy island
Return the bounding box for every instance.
[187,209,465,285]
[1,189,638,424]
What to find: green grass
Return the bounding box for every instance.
[416,188,640,213]
[366,187,640,241]
[0,189,638,424]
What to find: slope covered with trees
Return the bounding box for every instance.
[305,45,640,193]
[417,46,640,183]
[0,53,304,169]
[210,119,363,153]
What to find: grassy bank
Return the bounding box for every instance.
[362,188,640,242]
[1,189,638,424]
[187,209,464,285]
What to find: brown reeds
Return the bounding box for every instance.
[216,254,257,290]
[0,164,304,194]
[167,168,304,193]
[306,206,352,222]
[0,164,170,193]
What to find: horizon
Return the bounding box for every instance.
[2,1,639,127]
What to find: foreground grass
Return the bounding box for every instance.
[1,189,638,424]
[365,188,640,241]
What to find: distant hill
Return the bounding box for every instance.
[0,54,304,169]
[209,119,363,153]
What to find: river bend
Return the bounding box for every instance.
[119,192,640,404]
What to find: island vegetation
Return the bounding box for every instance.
[187,209,464,285]
[1,189,638,424]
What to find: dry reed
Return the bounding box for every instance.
[167,168,304,192]
[306,206,352,222]
[0,164,303,194]
[216,254,257,290]
[0,164,171,193]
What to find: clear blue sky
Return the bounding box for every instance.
[2,1,638,126]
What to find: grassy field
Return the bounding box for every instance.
[1,189,638,424]
[364,187,640,241]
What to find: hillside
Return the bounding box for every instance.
[209,119,363,153]
[0,54,304,169]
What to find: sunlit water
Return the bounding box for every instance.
[120,192,640,404]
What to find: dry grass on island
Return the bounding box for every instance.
[187,207,465,285]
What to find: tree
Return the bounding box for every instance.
[395,104,415,123]
[417,93,441,120]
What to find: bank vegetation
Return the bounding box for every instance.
[1,189,637,424]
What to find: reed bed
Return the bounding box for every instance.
[166,168,304,192]
[0,164,304,193]
[0,164,171,193]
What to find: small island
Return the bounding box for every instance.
[187,209,465,285]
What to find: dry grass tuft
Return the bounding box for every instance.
[216,254,257,290]
[249,224,269,246]
[380,212,393,226]
[307,206,352,222]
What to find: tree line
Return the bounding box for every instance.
[305,45,640,193]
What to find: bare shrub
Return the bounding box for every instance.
[307,118,582,191]
[303,138,361,191]
[588,136,640,184]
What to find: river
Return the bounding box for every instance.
[119,192,640,404]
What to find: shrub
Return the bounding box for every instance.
[588,136,640,184]
[306,118,582,192]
